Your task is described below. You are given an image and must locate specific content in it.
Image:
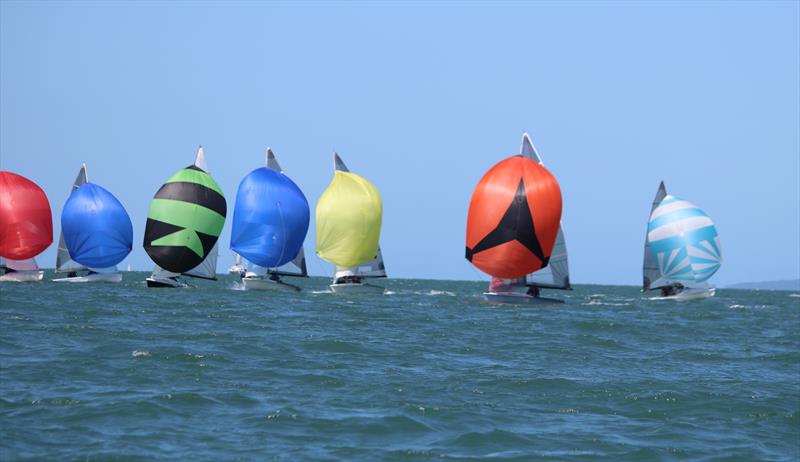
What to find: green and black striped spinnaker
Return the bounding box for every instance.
[143,164,226,274]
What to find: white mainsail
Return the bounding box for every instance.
[183,242,219,280]
[330,152,387,280]
[56,164,90,273]
[642,181,668,291]
[519,132,571,290]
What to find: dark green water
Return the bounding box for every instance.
[1,273,798,461]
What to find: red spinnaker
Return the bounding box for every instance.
[465,156,562,279]
[0,171,53,260]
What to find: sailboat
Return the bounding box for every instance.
[144,146,227,288]
[53,164,133,283]
[0,171,52,282]
[230,148,310,291]
[643,181,721,300]
[465,133,564,304]
[228,253,246,276]
[316,152,386,293]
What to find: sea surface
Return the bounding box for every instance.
[1,273,798,461]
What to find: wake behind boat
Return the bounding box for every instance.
[642,181,722,300]
[466,133,567,305]
[53,163,132,283]
[0,171,53,282]
[231,148,310,292]
[143,147,227,288]
[316,152,387,294]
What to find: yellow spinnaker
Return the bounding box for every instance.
[316,171,382,267]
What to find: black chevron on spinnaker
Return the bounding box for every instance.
[465,179,547,265]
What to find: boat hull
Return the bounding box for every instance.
[242,276,301,292]
[651,287,716,301]
[53,272,122,283]
[483,291,564,305]
[330,282,385,294]
[0,271,44,282]
[146,276,188,288]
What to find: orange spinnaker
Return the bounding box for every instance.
[0,171,53,260]
[465,156,562,279]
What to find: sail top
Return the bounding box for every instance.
[334,152,349,172]
[194,146,208,172]
[266,147,283,172]
[520,132,543,163]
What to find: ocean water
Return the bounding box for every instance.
[1,273,798,461]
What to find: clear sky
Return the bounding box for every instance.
[1,1,798,285]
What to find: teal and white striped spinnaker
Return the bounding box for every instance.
[646,195,721,287]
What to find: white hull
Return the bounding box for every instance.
[53,272,122,283]
[242,276,300,292]
[651,287,716,301]
[330,282,385,294]
[0,271,44,282]
[146,276,188,288]
[483,291,564,305]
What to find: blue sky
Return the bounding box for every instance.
[1,1,798,285]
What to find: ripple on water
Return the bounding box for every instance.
[0,276,797,460]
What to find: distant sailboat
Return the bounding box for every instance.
[0,171,53,282]
[230,148,310,291]
[465,133,564,304]
[316,152,386,294]
[144,146,227,288]
[643,181,721,300]
[53,164,133,283]
[228,253,246,276]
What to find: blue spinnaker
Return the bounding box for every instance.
[646,195,721,285]
[61,183,133,268]
[231,167,309,268]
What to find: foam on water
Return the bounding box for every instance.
[1,273,798,461]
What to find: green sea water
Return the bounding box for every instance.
[1,272,798,461]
